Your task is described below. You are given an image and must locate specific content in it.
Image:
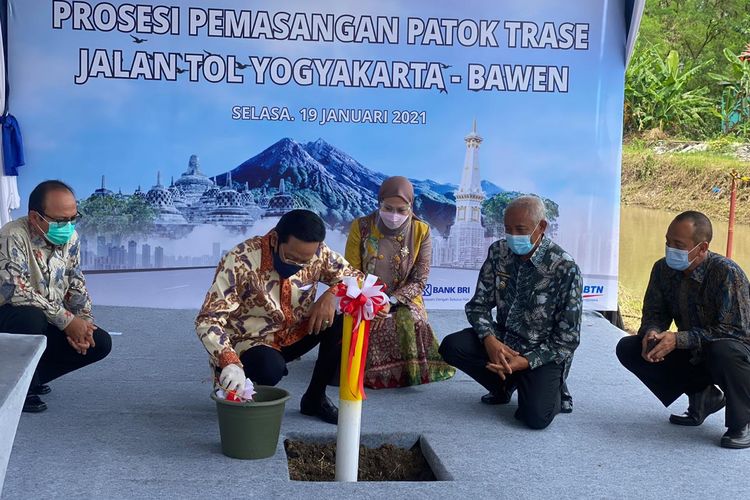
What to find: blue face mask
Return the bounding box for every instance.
[665,243,700,271]
[506,223,541,256]
[273,247,303,279]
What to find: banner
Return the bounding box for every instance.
[8,0,626,310]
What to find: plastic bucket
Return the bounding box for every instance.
[211,385,291,459]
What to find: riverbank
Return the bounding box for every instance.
[619,140,750,332]
[621,140,750,224]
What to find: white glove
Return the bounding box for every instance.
[219,364,246,393]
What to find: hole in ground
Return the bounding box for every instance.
[284,433,443,482]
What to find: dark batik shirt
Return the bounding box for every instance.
[465,236,583,370]
[639,251,750,350]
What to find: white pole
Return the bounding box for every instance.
[334,399,362,481]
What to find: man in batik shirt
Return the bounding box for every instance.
[0,180,112,413]
[440,196,582,429]
[617,211,750,449]
[196,209,378,424]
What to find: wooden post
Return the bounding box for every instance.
[727,172,738,259]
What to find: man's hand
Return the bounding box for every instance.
[64,317,95,355]
[219,364,246,393]
[483,336,518,379]
[308,290,337,334]
[640,330,659,361]
[646,331,677,363]
[486,355,529,380]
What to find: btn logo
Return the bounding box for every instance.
[423,284,471,296]
[582,285,604,299]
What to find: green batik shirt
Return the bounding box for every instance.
[465,236,583,370]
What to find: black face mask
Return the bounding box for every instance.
[273,248,303,279]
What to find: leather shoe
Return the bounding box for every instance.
[561,397,573,414]
[23,395,48,413]
[29,384,51,396]
[669,385,725,426]
[721,424,750,449]
[481,384,516,405]
[300,393,338,425]
[481,391,511,405]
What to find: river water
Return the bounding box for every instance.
[619,205,750,300]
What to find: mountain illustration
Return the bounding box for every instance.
[216,138,503,234]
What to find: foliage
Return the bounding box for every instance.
[709,48,750,136]
[625,46,715,136]
[636,0,750,89]
[77,195,156,237]
[629,0,750,139]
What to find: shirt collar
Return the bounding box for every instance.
[528,236,551,268]
[260,233,274,272]
[25,217,55,248]
[688,252,714,283]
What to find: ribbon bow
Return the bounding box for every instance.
[335,275,389,327]
[334,274,389,400]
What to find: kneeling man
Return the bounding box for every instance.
[195,210,377,424]
[0,180,112,413]
[440,196,582,429]
[617,211,750,449]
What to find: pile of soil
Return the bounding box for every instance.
[284,439,436,482]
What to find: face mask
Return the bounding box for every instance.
[273,247,303,279]
[665,243,700,271]
[37,218,76,246]
[379,210,409,230]
[506,223,541,256]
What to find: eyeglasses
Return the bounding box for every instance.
[380,202,411,216]
[39,211,82,225]
[279,244,313,267]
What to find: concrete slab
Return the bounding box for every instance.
[0,333,46,496]
[3,307,750,499]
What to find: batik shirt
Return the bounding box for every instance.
[0,217,93,328]
[466,236,583,370]
[639,251,750,350]
[195,234,362,369]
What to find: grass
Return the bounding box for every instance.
[621,141,750,225]
[617,282,642,334]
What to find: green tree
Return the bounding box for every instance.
[77,195,156,237]
[637,0,750,86]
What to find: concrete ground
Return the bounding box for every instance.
[3,307,750,499]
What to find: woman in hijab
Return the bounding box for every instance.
[345,176,455,388]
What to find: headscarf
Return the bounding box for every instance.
[378,176,414,205]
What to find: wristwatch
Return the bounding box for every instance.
[389,296,398,305]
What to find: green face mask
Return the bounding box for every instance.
[45,221,76,246]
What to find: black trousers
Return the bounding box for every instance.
[0,304,112,389]
[439,328,564,429]
[616,335,750,429]
[239,315,343,399]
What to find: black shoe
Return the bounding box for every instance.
[300,393,338,425]
[561,398,573,414]
[23,395,48,413]
[29,384,51,396]
[481,391,512,405]
[721,424,750,449]
[669,385,725,426]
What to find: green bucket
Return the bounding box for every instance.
[211,385,291,459]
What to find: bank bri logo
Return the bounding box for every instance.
[423,284,472,297]
[582,285,605,299]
